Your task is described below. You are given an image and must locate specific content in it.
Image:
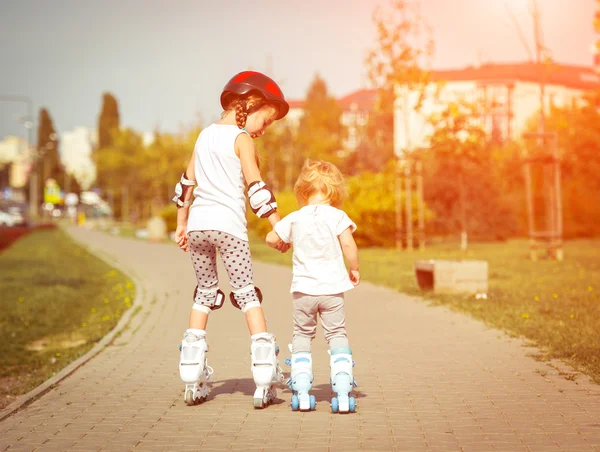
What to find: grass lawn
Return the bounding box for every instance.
[250,235,600,383]
[0,227,135,410]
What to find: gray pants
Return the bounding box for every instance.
[292,292,349,353]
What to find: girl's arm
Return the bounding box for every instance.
[174,152,196,251]
[236,133,280,228]
[266,230,281,249]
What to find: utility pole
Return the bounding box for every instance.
[403,85,414,250]
[416,158,425,250]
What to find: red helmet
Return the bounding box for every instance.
[220,71,289,120]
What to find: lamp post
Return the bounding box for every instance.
[0,95,36,218]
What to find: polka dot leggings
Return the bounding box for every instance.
[188,230,259,310]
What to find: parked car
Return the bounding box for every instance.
[0,210,17,227]
[7,207,25,225]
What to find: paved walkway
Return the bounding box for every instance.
[1,227,600,451]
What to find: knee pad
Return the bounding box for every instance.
[229,285,263,312]
[192,286,225,314]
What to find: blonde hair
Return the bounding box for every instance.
[294,160,347,208]
[221,92,278,129]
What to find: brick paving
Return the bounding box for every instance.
[1,227,599,451]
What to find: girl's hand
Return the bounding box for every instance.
[175,225,188,252]
[349,268,360,286]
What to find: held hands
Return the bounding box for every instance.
[266,230,290,253]
[175,225,188,252]
[349,268,360,286]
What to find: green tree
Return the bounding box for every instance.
[35,108,62,202]
[256,122,296,191]
[365,0,434,158]
[97,93,120,150]
[94,126,200,223]
[344,87,395,174]
[526,94,600,237]
[424,101,518,240]
[296,74,345,166]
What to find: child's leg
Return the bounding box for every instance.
[188,231,221,329]
[217,232,281,408]
[292,292,319,353]
[179,231,220,403]
[217,232,266,333]
[318,294,349,350]
[319,294,356,413]
[288,293,318,410]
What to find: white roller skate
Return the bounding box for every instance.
[179,329,214,406]
[250,333,284,408]
[284,345,316,411]
[329,347,357,413]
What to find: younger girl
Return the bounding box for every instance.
[173,71,290,408]
[266,160,359,413]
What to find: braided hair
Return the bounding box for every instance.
[224,93,268,129]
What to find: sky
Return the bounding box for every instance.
[0,0,596,143]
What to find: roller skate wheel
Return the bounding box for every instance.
[331,397,339,413]
[184,389,195,406]
[349,397,356,412]
[253,387,272,409]
[310,395,317,410]
[291,395,299,411]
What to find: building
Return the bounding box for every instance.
[0,136,32,201]
[286,62,600,157]
[60,127,97,190]
[394,62,600,154]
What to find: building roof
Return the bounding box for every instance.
[287,88,378,112]
[286,62,600,112]
[432,62,600,90]
[337,89,379,110]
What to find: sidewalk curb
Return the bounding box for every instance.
[0,227,146,422]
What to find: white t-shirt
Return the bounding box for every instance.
[187,124,249,241]
[274,204,357,296]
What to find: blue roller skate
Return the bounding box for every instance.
[285,347,316,412]
[329,347,357,413]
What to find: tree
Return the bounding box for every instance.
[526,94,600,237]
[255,121,296,191]
[365,0,434,248]
[424,101,518,241]
[35,108,62,202]
[296,74,345,166]
[93,126,199,222]
[98,93,120,150]
[345,87,395,174]
[365,0,434,158]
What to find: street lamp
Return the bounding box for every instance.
[0,95,35,218]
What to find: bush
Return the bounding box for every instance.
[247,166,433,248]
[159,204,178,233]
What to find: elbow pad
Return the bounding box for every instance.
[247,181,277,218]
[172,172,196,207]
